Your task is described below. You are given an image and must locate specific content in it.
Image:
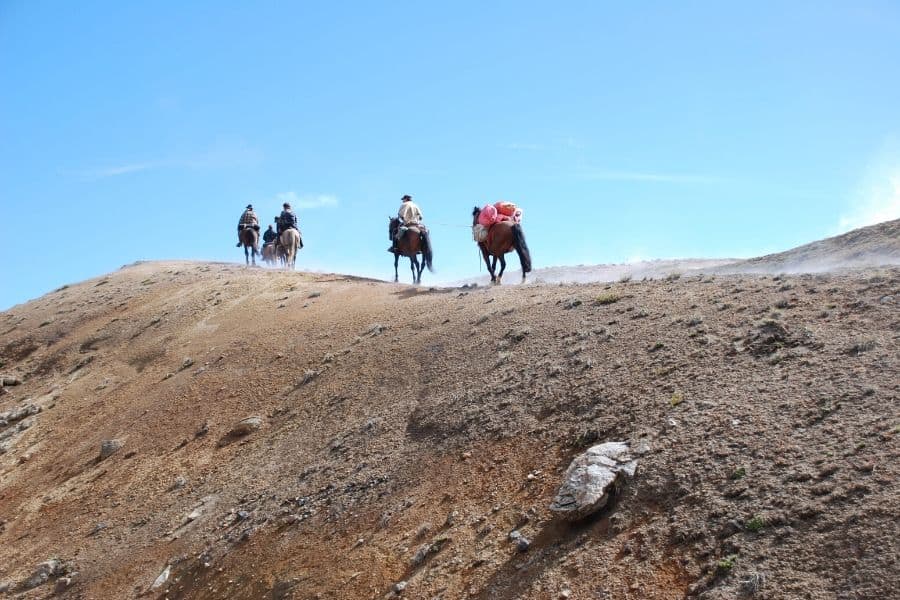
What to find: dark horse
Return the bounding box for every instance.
[389,217,433,284]
[238,226,259,266]
[472,207,532,284]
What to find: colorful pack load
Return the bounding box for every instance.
[495,201,517,217]
[478,204,498,226]
[476,202,524,231]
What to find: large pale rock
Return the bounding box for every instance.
[549,441,637,521]
[228,416,262,437]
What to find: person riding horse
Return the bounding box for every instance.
[262,222,277,247]
[277,202,303,248]
[388,194,433,283]
[236,204,260,251]
[389,194,426,253]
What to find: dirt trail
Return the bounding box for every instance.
[0,258,898,599]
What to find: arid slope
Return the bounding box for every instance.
[0,259,898,600]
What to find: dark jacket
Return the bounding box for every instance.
[263,228,277,244]
[279,209,298,230]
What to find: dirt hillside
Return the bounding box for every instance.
[0,247,898,598]
[481,218,900,285]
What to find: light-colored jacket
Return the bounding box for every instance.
[398,201,423,225]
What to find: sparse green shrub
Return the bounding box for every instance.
[595,293,620,305]
[730,467,746,480]
[717,555,737,572]
[745,516,765,532]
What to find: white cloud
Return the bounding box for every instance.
[576,168,721,184]
[77,162,162,178]
[499,142,544,151]
[838,171,900,231]
[71,138,263,180]
[274,192,339,210]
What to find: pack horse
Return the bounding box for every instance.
[472,203,532,284]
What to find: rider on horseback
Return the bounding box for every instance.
[262,223,277,247]
[278,202,303,249]
[389,195,425,252]
[236,204,260,248]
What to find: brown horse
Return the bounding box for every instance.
[389,217,433,284]
[472,207,532,284]
[261,243,277,266]
[238,227,259,266]
[280,228,300,270]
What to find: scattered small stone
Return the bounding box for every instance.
[181,357,194,370]
[171,476,187,491]
[393,581,408,593]
[195,421,209,438]
[563,298,582,309]
[99,439,124,460]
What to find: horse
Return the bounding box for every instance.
[238,227,259,266]
[389,217,433,284]
[472,207,532,284]
[280,228,300,270]
[261,243,277,266]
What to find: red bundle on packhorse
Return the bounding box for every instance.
[472,204,532,284]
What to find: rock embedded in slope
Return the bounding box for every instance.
[99,439,124,460]
[549,441,638,521]
[229,417,262,437]
[18,558,67,590]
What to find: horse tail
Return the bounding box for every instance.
[511,224,532,274]
[420,230,434,272]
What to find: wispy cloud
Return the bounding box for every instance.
[838,170,900,231]
[70,138,263,180]
[78,162,164,179]
[275,192,339,210]
[499,142,544,151]
[575,168,721,184]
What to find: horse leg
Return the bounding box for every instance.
[394,253,399,282]
[417,256,425,283]
[251,247,256,266]
[490,256,498,284]
[244,245,249,265]
[497,254,507,284]
[409,256,418,284]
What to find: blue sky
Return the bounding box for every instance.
[2,1,899,309]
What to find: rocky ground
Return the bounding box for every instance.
[0,256,898,599]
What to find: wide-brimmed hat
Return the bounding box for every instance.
[246,204,253,209]
[401,195,412,201]
[283,202,291,208]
